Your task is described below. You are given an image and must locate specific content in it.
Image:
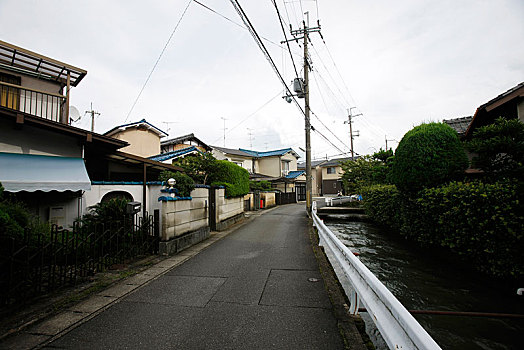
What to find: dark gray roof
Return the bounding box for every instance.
[297,160,328,169]
[161,133,211,151]
[320,157,353,167]
[443,116,473,135]
[212,146,252,157]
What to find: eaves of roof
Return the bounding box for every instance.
[149,146,201,162]
[104,119,168,138]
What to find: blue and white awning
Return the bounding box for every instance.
[0,152,91,192]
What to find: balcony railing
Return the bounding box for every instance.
[0,81,66,122]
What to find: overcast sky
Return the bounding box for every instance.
[2,0,523,160]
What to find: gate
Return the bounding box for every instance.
[208,187,217,230]
[296,183,306,201]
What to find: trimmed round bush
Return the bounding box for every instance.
[390,122,468,192]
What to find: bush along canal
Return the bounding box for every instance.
[325,219,524,350]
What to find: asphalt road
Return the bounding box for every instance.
[45,204,345,349]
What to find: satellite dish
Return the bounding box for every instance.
[69,106,81,123]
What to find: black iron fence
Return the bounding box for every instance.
[0,212,158,309]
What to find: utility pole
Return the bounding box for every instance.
[282,12,321,214]
[221,117,227,147]
[85,102,100,132]
[345,107,361,160]
[247,128,254,149]
[385,135,396,151]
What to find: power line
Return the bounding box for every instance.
[272,0,299,78]
[192,0,283,49]
[228,0,305,117]
[124,0,192,123]
[211,91,281,144]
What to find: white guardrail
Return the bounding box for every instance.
[312,201,441,350]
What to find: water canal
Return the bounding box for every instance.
[325,219,524,349]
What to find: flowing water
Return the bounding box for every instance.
[325,219,524,349]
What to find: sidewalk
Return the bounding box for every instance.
[2,204,366,349]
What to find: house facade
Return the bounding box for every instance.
[465,82,524,138]
[104,119,168,158]
[319,158,350,195]
[0,41,184,228]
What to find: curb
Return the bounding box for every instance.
[1,206,282,350]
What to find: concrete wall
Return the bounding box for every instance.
[160,187,208,241]
[260,192,276,208]
[216,188,244,222]
[112,128,161,158]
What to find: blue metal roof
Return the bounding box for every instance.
[239,148,299,158]
[0,152,91,192]
[149,146,201,162]
[286,170,305,179]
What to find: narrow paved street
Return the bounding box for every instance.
[45,204,345,349]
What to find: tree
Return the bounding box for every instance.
[158,170,195,197]
[466,117,524,179]
[390,122,468,192]
[172,152,217,185]
[341,149,393,194]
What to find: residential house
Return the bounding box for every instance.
[161,133,211,153]
[319,157,351,195]
[443,116,473,139]
[212,146,256,173]
[104,119,168,158]
[465,82,524,138]
[0,40,182,228]
[211,146,304,196]
[298,159,328,196]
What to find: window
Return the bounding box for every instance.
[0,72,21,110]
[327,167,336,174]
[281,160,290,176]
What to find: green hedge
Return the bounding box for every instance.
[362,181,524,279]
[249,180,272,191]
[210,160,249,197]
[361,184,401,230]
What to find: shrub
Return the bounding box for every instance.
[466,117,524,179]
[210,160,249,197]
[413,180,523,278]
[249,180,272,191]
[361,184,401,230]
[390,122,469,192]
[159,170,195,197]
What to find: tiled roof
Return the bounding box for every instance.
[298,160,328,169]
[212,146,253,157]
[443,116,473,135]
[321,157,353,167]
[162,133,211,151]
[104,119,168,138]
[239,148,300,158]
[149,146,201,162]
[285,170,305,179]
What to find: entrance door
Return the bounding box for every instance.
[296,183,306,201]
